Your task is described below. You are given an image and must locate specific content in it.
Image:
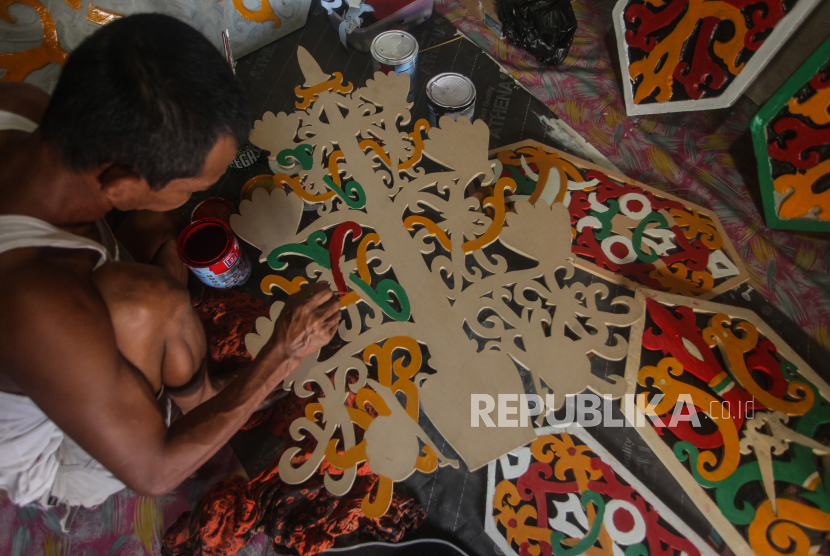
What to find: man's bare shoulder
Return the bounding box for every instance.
[0,249,118,394]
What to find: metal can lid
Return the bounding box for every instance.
[426,73,476,109]
[371,31,418,65]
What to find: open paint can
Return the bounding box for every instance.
[371,30,419,102]
[177,218,251,288]
[426,72,476,128]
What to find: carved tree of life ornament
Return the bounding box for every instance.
[611,0,822,116]
[751,35,830,232]
[234,47,644,513]
[485,423,718,556]
[622,288,830,556]
[487,140,748,300]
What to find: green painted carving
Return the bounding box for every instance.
[550,491,605,556]
[323,175,367,209]
[348,273,411,322]
[266,230,330,271]
[277,144,314,170]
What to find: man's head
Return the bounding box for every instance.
[39,14,250,210]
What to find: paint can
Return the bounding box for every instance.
[425,73,476,128]
[177,217,251,288]
[370,30,419,102]
[190,197,235,223]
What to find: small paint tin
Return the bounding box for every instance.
[371,30,419,102]
[229,142,262,170]
[191,197,235,223]
[426,73,476,128]
[177,218,251,289]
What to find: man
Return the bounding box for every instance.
[0,14,339,513]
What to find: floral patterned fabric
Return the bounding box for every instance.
[435,0,830,352]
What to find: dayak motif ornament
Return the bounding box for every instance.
[751,35,830,232]
[235,48,643,515]
[488,141,748,299]
[611,0,823,116]
[624,288,830,556]
[486,424,717,556]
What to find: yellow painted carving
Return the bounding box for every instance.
[86,3,122,25]
[359,140,392,167]
[260,275,308,295]
[462,176,517,253]
[774,158,830,221]
[498,147,584,206]
[360,119,431,171]
[273,173,337,203]
[363,336,421,420]
[242,174,278,201]
[221,0,280,28]
[668,208,723,249]
[398,119,431,171]
[355,232,379,284]
[494,479,552,555]
[638,357,741,482]
[648,262,714,296]
[703,315,815,415]
[628,0,747,104]
[0,0,69,82]
[531,433,599,491]
[788,86,830,126]
[362,476,394,519]
[295,73,353,110]
[404,215,452,251]
[748,498,830,556]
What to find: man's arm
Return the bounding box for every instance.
[0,263,339,496]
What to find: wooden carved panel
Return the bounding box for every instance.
[487,140,748,299]
[611,0,823,115]
[751,35,830,232]
[624,289,830,555]
[485,424,718,556]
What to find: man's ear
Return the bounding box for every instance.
[98,164,152,210]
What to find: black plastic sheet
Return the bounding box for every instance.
[497,0,577,66]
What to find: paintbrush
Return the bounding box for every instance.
[221,29,236,74]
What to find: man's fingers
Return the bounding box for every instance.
[322,310,341,327]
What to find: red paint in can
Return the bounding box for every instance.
[177,218,251,288]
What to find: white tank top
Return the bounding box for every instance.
[0,110,121,506]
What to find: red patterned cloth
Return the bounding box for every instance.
[163,288,425,556]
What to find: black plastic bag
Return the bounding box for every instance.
[497,0,577,66]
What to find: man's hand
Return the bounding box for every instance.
[266,281,341,363]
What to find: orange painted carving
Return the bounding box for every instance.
[222,0,280,28]
[628,0,747,104]
[774,158,830,220]
[0,0,69,82]
[86,3,122,25]
[787,86,830,126]
[295,73,353,110]
[748,498,830,555]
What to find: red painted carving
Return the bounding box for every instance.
[769,117,830,171]
[329,221,362,294]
